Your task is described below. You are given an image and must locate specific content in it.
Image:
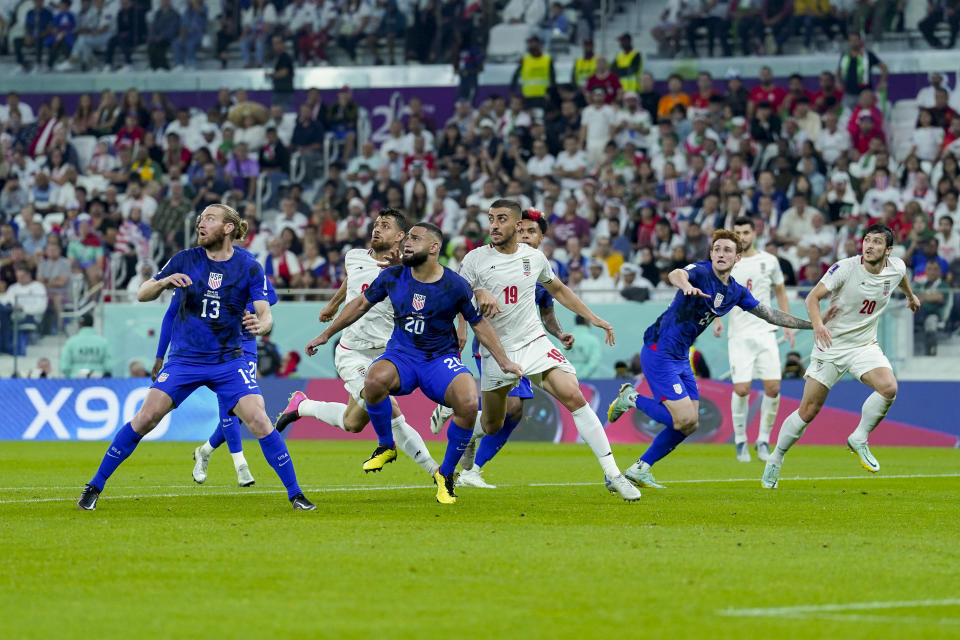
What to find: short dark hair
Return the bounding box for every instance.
[489,198,523,218]
[521,208,548,234]
[376,208,409,233]
[80,313,94,327]
[413,221,443,244]
[863,223,895,248]
[733,216,754,228]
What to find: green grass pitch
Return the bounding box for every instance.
[1,441,958,640]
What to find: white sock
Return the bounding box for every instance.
[758,394,780,445]
[769,410,808,465]
[230,451,247,471]
[356,398,366,411]
[298,400,348,431]
[391,415,439,475]
[571,404,621,478]
[731,393,749,444]
[850,392,895,443]
[472,412,485,437]
[460,435,479,470]
[199,441,215,456]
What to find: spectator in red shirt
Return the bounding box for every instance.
[850,113,885,154]
[689,71,718,113]
[781,73,814,117]
[929,87,959,130]
[748,65,787,118]
[115,112,145,149]
[585,56,621,105]
[798,245,829,285]
[811,71,844,114]
[847,88,885,133]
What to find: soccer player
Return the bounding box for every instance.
[151,254,278,487]
[761,224,921,488]
[458,199,641,501]
[273,210,440,477]
[711,216,794,462]
[77,204,315,511]
[606,229,826,489]
[454,208,574,489]
[303,222,522,504]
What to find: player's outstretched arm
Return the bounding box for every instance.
[542,278,615,345]
[541,306,574,349]
[897,276,922,313]
[747,303,815,330]
[668,268,711,298]
[319,279,348,322]
[138,273,192,302]
[242,299,273,336]
[471,317,523,377]
[306,296,373,355]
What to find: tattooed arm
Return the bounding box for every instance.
[747,303,814,330]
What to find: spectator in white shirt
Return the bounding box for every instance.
[579,260,620,304]
[502,0,546,25]
[165,108,204,153]
[936,215,960,262]
[911,109,944,162]
[580,87,617,165]
[6,264,48,323]
[917,72,950,109]
[800,211,838,261]
[347,140,384,179]
[380,120,409,157]
[776,192,819,246]
[816,111,851,165]
[651,134,688,180]
[271,197,309,237]
[234,114,267,152]
[119,177,158,222]
[901,171,937,217]
[526,139,556,187]
[934,188,960,227]
[615,91,652,149]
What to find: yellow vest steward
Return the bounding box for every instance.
[574,56,597,86]
[615,50,640,91]
[521,54,552,98]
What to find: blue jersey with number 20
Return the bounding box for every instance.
[155,246,268,365]
[364,265,482,360]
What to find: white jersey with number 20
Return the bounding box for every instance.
[818,255,906,351]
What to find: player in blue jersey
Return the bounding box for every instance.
[77,204,315,511]
[152,249,279,488]
[606,229,828,489]
[451,208,575,489]
[305,222,522,504]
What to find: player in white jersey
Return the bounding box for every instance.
[761,224,921,488]
[273,209,439,476]
[457,199,641,501]
[712,217,795,462]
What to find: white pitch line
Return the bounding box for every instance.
[717,599,960,626]
[1,472,959,505]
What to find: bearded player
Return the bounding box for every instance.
[761,224,921,488]
[712,216,794,462]
[273,209,439,478]
[458,199,641,501]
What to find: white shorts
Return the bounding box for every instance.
[334,343,385,402]
[806,341,892,390]
[480,334,576,392]
[728,332,781,384]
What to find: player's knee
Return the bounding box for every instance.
[558,389,586,412]
[733,386,750,398]
[458,395,480,417]
[877,381,898,400]
[765,382,781,397]
[362,377,390,403]
[798,402,822,423]
[245,415,272,438]
[343,417,365,433]
[676,417,698,434]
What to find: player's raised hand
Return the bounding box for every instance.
[681,284,710,298]
[712,318,724,338]
[501,360,523,378]
[593,317,615,345]
[305,332,329,356]
[783,327,796,348]
[559,333,575,350]
[151,358,164,382]
[906,293,921,313]
[242,311,265,335]
[475,289,502,318]
[377,247,402,268]
[164,273,193,289]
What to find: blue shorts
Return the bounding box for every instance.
[217,345,258,423]
[153,356,260,414]
[641,345,698,402]
[377,349,470,405]
[473,353,534,400]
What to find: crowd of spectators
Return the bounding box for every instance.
[1,0,499,73]
[3,29,960,360]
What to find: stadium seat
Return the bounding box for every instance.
[486,23,533,62]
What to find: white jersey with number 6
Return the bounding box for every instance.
[458,243,556,352]
[818,255,907,352]
[340,248,394,350]
[726,251,784,337]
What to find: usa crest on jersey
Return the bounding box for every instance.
[208,272,223,290]
[713,293,724,308]
[412,293,426,310]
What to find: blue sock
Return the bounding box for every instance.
[90,422,143,490]
[366,396,396,448]
[258,430,301,500]
[634,394,675,427]
[221,417,243,454]
[440,422,472,476]
[639,426,688,466]
[208,423,226,449]
[475,416,519,468]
